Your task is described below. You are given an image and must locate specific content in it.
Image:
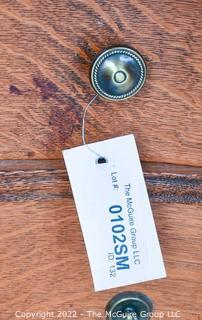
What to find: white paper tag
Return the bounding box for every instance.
[63,134,166,291]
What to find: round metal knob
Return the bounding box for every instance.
[91,47,146,101]
[105,291,153,320]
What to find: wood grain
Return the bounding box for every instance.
[0,199,201,320]
[0,0,201,165]
[0,0,202,319]
[0,160,202,319]
[0,160,202,204]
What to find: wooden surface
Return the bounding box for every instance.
[0,0,202,319]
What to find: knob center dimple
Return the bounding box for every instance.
[114,70,127,83]
[124,307,137,320]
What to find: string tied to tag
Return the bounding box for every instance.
[82,94,107,163]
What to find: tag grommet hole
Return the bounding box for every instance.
[96,157,107,164]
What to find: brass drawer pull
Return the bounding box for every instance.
[91,47,146,101]
[105,291,153,320]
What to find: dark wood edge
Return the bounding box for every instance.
[0,160,202,204]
